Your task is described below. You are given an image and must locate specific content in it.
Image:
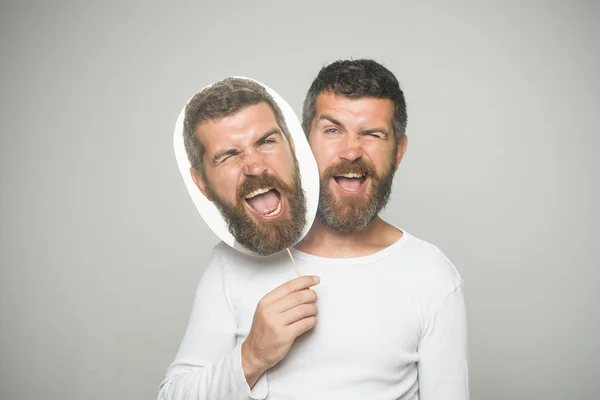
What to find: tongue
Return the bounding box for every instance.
[336,177,362,192]
[246,190,280,215]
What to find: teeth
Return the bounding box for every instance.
[265,199,282,216]
[245,187,273,199]
[339,173,365,178]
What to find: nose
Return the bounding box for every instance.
[338,135,362,162]
[241,153,267,177]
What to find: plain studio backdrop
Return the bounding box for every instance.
[1,1,598,399]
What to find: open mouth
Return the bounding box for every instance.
[244,187,284,220]
[333,172,368,194]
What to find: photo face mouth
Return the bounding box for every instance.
[206,165,307,256]
[243,187,286,221]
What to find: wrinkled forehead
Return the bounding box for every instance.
[195,102,284,153]
[314,92,395,129]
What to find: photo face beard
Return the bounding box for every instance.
[317,157,395,233]
[206,161,307,256]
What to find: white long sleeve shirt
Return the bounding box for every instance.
[159,230,469,399]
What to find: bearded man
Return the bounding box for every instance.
[159,62,468,400]
[183,77,307,256]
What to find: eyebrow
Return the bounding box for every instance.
[254,128,283,145]
[317,114,346,131]
[361,127,389,138]
[211,147,240,164]
[210,128,283,164]
[318,114,389,138]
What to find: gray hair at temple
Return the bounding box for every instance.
[183,77,292,179]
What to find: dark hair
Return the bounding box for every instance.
[183,77,291,177]
[302,59,407,143]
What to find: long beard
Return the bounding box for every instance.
[206,163,307,256]
[316,158,395,233]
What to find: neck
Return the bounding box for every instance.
[295,216,402,258]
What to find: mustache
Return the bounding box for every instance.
[322,159,377,180]
[237,173,290,201]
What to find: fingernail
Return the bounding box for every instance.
[314,276,320,284]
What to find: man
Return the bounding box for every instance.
[159,61,468,399]
[183,77,307,256]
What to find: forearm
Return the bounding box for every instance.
[159,248,268,399]
[159,344,266,400]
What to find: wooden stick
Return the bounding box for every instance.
[286,248,301,277]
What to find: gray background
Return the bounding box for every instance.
[1,1,598,399]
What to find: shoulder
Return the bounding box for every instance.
[395,231,464,297]
[207,242,297,304]
[211,241,236,260]
[208,242,252,277]
[209,241,292,279]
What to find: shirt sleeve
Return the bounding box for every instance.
[158,247,268,400]
[417,283,469,400]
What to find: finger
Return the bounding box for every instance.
[261,275,320,306]
[273,289,318,313]
[281,303,318,326]
[288,315,318,338]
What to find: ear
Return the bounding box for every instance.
[394,135,408,172]
[190,167,211,200]
[289,136,296,153]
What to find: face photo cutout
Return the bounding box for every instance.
[174,77,319,256]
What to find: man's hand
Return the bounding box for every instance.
[241,275,320,388]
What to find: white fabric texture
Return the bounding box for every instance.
[158,231,469,400]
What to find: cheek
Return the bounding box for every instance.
[211,166,242,199]
[310,137,339,171]
[363,142,394,170]
[271,151,296,181]
[311,150,330,174]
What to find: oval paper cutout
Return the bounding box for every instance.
[173,77,319,256]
